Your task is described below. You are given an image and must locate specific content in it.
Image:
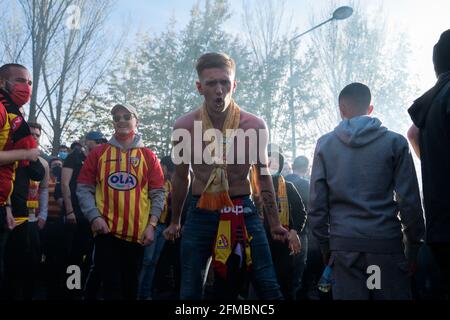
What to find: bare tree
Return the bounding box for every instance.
[0,1,31,63]
[241,0,292,142]
[308,0,416,135]
[36,0,123,154]
[18,0,74,121]
[1,0,124,154]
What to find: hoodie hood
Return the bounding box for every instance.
[334,116,387,148]
[109,133,145,150]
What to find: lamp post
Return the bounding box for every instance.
[288,6,353,158]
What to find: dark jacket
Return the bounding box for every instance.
[408,71,450,243]
[11,160,45,217]
[285,173,310,235]
[264,175,307,234]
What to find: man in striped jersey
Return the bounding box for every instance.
[77,103,165,300]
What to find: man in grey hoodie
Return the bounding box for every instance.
[309,83,425,300]
[76,103,166,299]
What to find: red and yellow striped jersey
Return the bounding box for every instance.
[0,93,38,205]
[78,144,164,243]
[0,102,17,205]
[47,178,61,219]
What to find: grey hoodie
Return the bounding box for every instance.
[76,134,166,225]
[309,116,425,259]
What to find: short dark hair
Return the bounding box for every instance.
[28,122,42,132]
[70,141,82,150]
[0,63,28,79]
[49,157,62,167]
[338,82,371,113]
[433,29,450,75]
[267,150,285,176]
[160,155,174,173]
[292,156,309,173]
[196,53,236,78]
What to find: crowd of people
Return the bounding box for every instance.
[0,29,449,301]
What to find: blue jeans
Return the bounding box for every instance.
[138,224,166,299]
[292,232,308,299]
[180,196,283,300]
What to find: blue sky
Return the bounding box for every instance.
[111,0,450,93]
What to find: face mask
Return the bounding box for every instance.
[51,166,62,178]
[114,130,135,141]
[6,81,32,106]
[58,151,68,160]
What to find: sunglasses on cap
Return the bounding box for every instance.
[112,113,135,122]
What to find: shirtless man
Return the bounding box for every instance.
[164,52,289,300]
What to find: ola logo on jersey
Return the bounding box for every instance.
[108,172,137,190]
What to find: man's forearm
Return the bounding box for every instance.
[0,149,27,166]
[260,189,281,228]
[39,187,49,221]
[76,184,101,223]
[148,188,165,219]
[170,175,189,225]
[62,184,73,213]
[407,124,421,159]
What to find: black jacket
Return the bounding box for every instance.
[264,175,307,234]
[11,160,45,218]
[408,71,450,243]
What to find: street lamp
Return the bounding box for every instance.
[288,6,353,158]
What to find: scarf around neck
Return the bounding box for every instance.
[197,100,241,211]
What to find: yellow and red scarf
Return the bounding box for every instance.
[197,100,240,211]
[250,171,290,228]
[212,198,253,279]
[276,175,290,229]
[15,179,39,226]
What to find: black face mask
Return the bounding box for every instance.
[51,166,62,178]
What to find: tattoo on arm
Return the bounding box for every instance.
[261,190,277,213]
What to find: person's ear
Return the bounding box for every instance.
[368,105,374,115]
[232,79,237,93]
[196,80,203,95]
[0,78,5,89]
[339,104,346,120]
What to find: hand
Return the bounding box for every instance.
[322,251,331,266]
[25,148,40,162]
[141,225,155,246]
[270,224,289,242]
[5,206,15,230]
[65,212,77,224]
[163,223,181,241]
[38,217,46,230]
[288,229,301,255]
[91,217,109,234]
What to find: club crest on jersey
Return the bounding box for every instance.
[217,234,228,249]
[130,157,140,167]
[108,172,137,191]
[11,116,22,130]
